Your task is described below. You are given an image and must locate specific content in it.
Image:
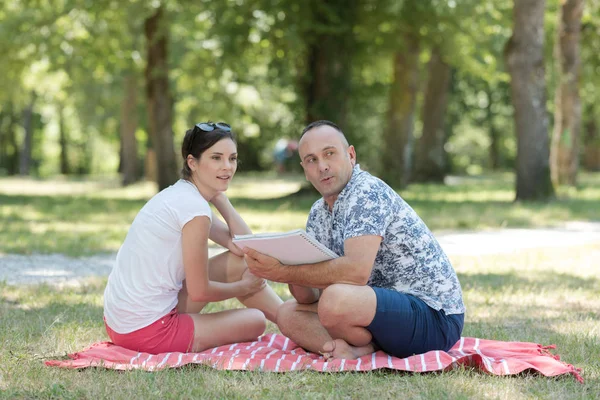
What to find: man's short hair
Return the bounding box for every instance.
[301,120,343,137]
[300,120,348,147]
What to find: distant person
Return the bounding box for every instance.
[104,122,283,354]
[273,138,299,174]
[244,120,465,360]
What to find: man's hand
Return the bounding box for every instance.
[243,247,285,282]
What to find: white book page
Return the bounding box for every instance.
[233,230,337,265]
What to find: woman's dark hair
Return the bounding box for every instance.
[181,122,237,179]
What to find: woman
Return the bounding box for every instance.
[103,121,283,354]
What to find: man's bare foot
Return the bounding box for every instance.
[321,339,375,360]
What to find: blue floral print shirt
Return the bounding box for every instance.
[306,165,466,315]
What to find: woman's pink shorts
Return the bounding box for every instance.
[105,309,195,354]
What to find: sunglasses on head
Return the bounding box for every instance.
[187,122,232,157]
[192,122,231,135]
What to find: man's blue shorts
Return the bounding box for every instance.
[366,287,464,358]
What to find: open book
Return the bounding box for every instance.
[232,229,338,265]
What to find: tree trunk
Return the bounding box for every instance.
[504,0,554,201]
[58,104,69,175]
[7,111,18,175]
[19,92,36,176]
[0,110,5,171]
[120,73,140,186]
[303,0,357,130]
[0,103,19,175]
[550,0,584,186]
[413,47,451,183]
[583,115,600,171]
[485,83,501,170]
[145,5,177,190]
[381,33,421,188]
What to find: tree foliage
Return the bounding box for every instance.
[0,0,597,198]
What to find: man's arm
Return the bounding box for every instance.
[244,235,382,289]
[288,285,320,304]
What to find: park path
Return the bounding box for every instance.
[1,221,599,287]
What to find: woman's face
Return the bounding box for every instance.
[191,138,238,194]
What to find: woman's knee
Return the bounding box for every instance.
[208,251,247,282]
[243,308,267,338]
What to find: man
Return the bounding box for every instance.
[243,120,465,360]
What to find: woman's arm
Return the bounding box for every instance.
[182,216,264,302]
[208,212,244,255]
[210,192,251,235]
[208,193,251,255]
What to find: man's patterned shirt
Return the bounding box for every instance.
[306,165,466,315]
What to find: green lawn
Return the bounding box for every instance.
[0,172,599,256]
[0,172,599,398]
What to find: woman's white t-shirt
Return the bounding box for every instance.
[103,179,212,333]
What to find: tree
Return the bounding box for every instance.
[504,0,554,201]
[120,72,141,186]
[19,92,36,175]
[145,5,177,190]
[413,47,452,182]
[380,0,462,187]
[381,33,420,188]
[302,0,358,128]
[550,0,584,186]
[583,106,600,171]
[0,102,20,175]
[580,0,600,171]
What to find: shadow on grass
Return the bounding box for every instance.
[1,282,105,349]
[2,186,599,231]
[464,317,599,374]
[0,193,146,223]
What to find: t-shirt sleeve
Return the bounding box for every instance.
[173,191,213,230]
[343,181,394,241]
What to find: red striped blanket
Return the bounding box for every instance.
[45,334,582,382]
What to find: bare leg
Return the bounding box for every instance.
[178,251,282,322]
[321,339,376,360]
[276,300,333,354]
[318,284,376,344]
[277,284,378,360]
[188,308,266,352]
[318,284,378,360]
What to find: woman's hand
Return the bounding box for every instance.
[227,241,245,257]
[210,192,230,209]
[239,268,267,297]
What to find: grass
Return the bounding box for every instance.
[1,245,598,398]
[0,172,599,256]
[0,172,599,398]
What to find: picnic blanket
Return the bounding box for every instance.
[45,334,583,382]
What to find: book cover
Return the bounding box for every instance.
[232,229,338,265]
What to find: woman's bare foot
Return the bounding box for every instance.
[321,339,375,360]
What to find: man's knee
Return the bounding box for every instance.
[317,284,355,328]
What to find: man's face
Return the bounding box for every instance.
[299,126,356,205]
